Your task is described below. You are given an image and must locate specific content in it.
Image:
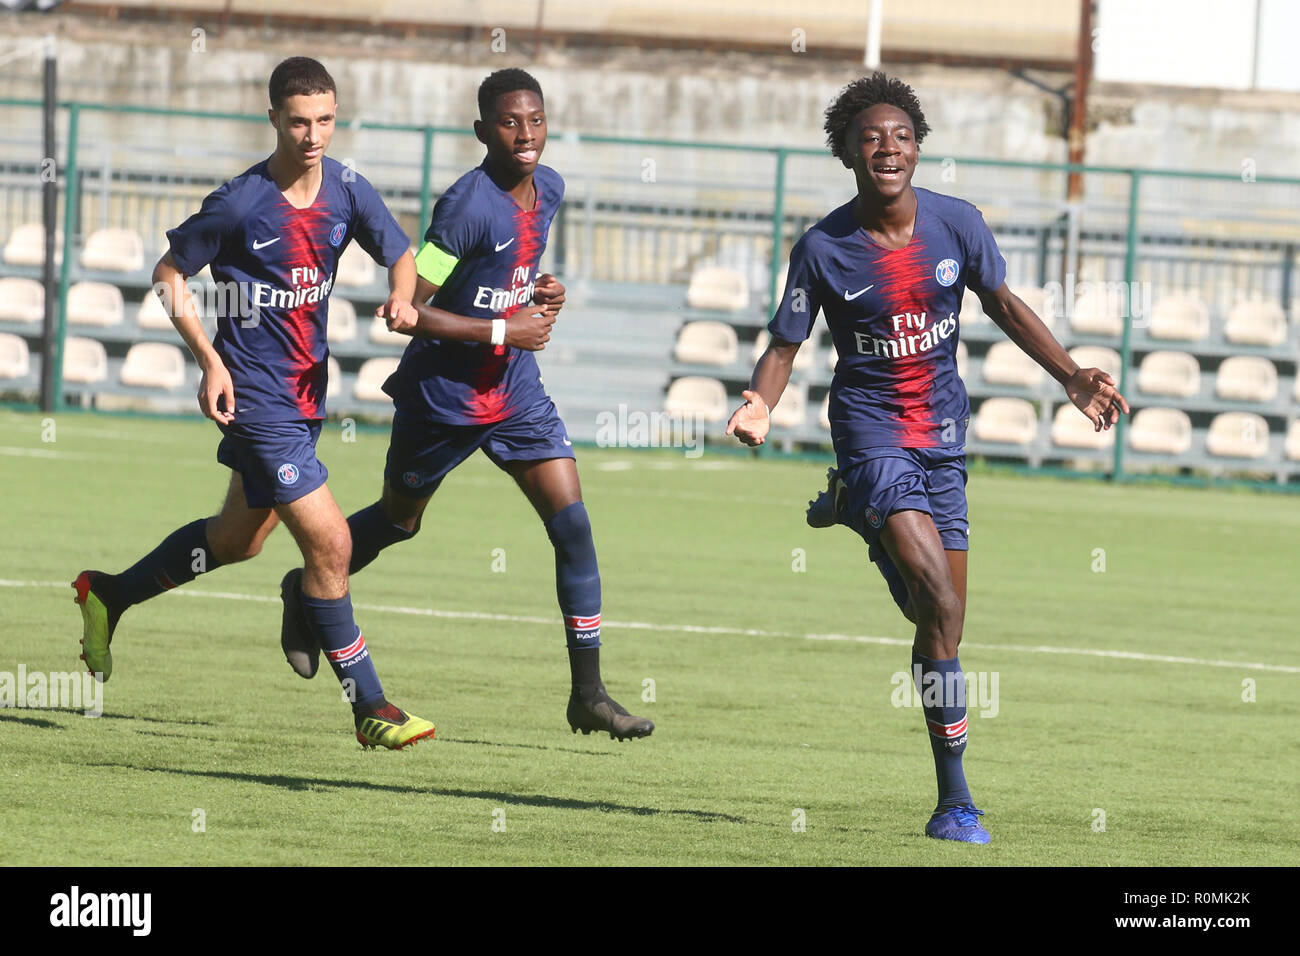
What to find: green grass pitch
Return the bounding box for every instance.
[0,408,1296,865]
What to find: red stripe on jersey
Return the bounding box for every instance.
[464,198,542,423]
[872,238,939,447]
[278,200,332,420]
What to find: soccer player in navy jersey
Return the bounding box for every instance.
[727,73,1129,842]
[72,57,438,750]
[278,68,653,741]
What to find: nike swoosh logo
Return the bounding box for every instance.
[844,285,874,300]
[252,237,280,250]
[495,238,515,252]
[562,438,572,446]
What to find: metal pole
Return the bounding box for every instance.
[1062,0,1094,289]
[38,35,57,412]
[1111,169,1140,481]
[418,126,435,231]
[53,103,80,417]
[768,148,787,313]
[864,0,883,69]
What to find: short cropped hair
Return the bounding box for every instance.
[269,57,337,110]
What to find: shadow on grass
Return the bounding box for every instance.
[0,711,61,729]
[440,736,620,757]
[3,707,216,726]
[85,761,745,823]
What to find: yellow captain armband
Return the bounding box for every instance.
[414,242,459,286]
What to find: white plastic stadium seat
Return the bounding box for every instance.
[1068,346,1121,375]
[819,393,831,430]
[982,341,1044,387]
[769,385,806,429]
[960,288,988,326]
[752,330,813,371]
[354,357,399,402]
[327,297,358,344]
[674,320,738,366]
[0,332,30,379]
[955,340,969,379]
[80,228,145,273]
[62,336,108,384]
[368,314,410,349]
[3,223,62,267]
[1128,408,1192,455]
[67,282,124,328]
[664,376,728,424]
[686,266,749,312]
[1012,286,1055,330]
[972,397,1038,445]
[1215,356,1277,403]
[0,277,44,323]
[1051,403,1114,449]
[1137,351,1199,398]
[769,260,789,308]
[1225,299,1286,347]
[1070,288,1124,336]
[336,243,376,288]
[1286,420,1300,462]
[1294,374,1300,403]
[1205,412,1269,459]
[327,356,341,400]
[120,343,186,390]
[138,289,201,330]
[1147,296,1209,342]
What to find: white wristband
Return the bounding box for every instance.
[490,318,506,346]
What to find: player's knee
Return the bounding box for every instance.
[544,500,593,553]
[208,527,262,564]
[380,492,426,536]
[908,566,962,626]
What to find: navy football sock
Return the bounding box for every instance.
[112,518,224,609]
[912,649,973,812]
[301,591,385,710]
[347,502,415,575]
[544,502,603,652]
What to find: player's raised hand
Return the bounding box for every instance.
[504,302,558,351]
[198,357,235,425]
[1066,367,1130,432]
[725,389,771,446]
[534,274,566,310]
[379,296,419,334]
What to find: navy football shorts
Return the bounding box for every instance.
[216,419,328,509]
[385,397,575,499]
[837,445,970,614]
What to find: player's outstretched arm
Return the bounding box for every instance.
[153,251,234,424]
[977,282,1129,431]
[726,338,800,446]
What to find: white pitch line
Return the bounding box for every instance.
[5,578,1298,674]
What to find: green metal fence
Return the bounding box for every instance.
[2,98,1298,483]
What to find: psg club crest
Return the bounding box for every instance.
[935,258,959,287]
[329,223,346,248]
[866,506,883,529]
[277,463,300,485]
[402,471,422,488]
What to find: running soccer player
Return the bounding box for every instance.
[72,57,437,751]
[278,68,654,741]
[726,73,1128,842]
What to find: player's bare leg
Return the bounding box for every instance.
[880,510,988,843]
[275,483,434,749]
[506,457,654,741]
[74,472,278,681]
